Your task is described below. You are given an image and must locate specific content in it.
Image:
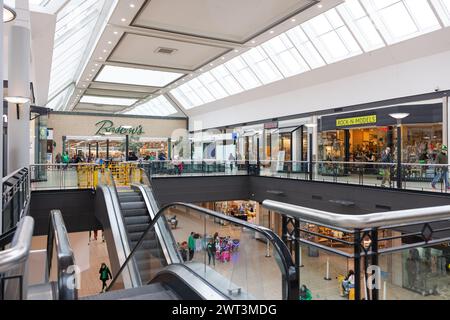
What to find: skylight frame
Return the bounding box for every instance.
[125,95,178,116]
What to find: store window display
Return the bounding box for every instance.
[403,247,449,296]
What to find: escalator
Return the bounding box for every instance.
[94,169,299,300]
[116,187,165,285]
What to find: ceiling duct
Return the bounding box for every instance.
[155,47,177,55]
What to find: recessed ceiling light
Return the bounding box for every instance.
[95,64,99,67]
[86,78,90,81]
[291,18,296,22]
[91,69,95,72]
[89,74,92,77]
[129,4,135,8]
[221,57,225,60]
[199,68,203,72]
[317,4,323,8]
[234,49,239,53]
[113,31,118,35]
[251,40,256,44]
[108,41,112,45]
[210,63,214,66]
[99,57,103,60]
[103,49,107,53]
[121,18,126,22]
[269,30,274,34]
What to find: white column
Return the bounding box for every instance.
[1,0,4,233]
[7,0,31,173]
[312,115,319,161]
[444,96,450,165]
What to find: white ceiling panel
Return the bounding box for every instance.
[85,89,150,99]
[133,0,317,43]
[109,33,229,70]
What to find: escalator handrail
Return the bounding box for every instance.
[108,202,298,299]
[132,184,183,265]
[0,216,34,273]
[45,210,78,300]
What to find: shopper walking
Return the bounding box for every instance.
[55,153,62,164]
[188,232,196,261]
[207,238,216,266]
[380,147,392,187]
[99,262,112,293]
[62,152,70,170]
[431,145,449,190]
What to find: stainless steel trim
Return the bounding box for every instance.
[155,264,227,300]
[263,200,450,229]
[48,210,78,300]
[0,216,34,272]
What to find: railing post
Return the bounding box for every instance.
[371,228,379,301]
[354,229,361,300]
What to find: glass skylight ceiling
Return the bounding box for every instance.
[46,0,106,109]
[80,95,138,106]
[167,0,448,111]
[124,96,178,117]
[95,65,184,87]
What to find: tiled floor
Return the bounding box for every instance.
[31,231,112,298]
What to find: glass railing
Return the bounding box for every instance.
[140,160,450,193]
[2,168,30,234]
[107,202,298,300]
[263,199,450,300]
[30,163,143,191]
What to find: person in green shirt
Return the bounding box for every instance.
[188,232,196,261]
[99,262,112,293]
[299,285,312,300]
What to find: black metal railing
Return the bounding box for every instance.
[264,200,450,301]
[2,168,30,234]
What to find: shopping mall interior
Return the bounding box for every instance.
[2,0,450,305]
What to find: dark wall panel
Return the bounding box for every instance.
[30,190,101,236]
[151,176,250,206]
[152,176,450,214]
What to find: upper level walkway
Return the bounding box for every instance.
[30,160,450,194]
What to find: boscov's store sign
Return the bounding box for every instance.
[95,120,145,136]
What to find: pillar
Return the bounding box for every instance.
[312,115,318,162]
[0,0,4,232]
[444,96,449,165]
[7,0,31,173]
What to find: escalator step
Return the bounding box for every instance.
[124,216,150,226]
[118,194,142,200]
[122,209,148,217]
[121,202,146,210]
[127,224,148,233]
[130,239,158,250]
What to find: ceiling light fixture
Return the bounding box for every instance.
[269,30,274,34]
[129,4,135,8]
[251,40,256,44]
[95,65,184,87]
[3,5,16,23]
[113,31,118,35]
[291,18,296,22]
[108,41,112,44]
[317,4,323,8]
[121,18,126,22]
[234,49,239,53]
